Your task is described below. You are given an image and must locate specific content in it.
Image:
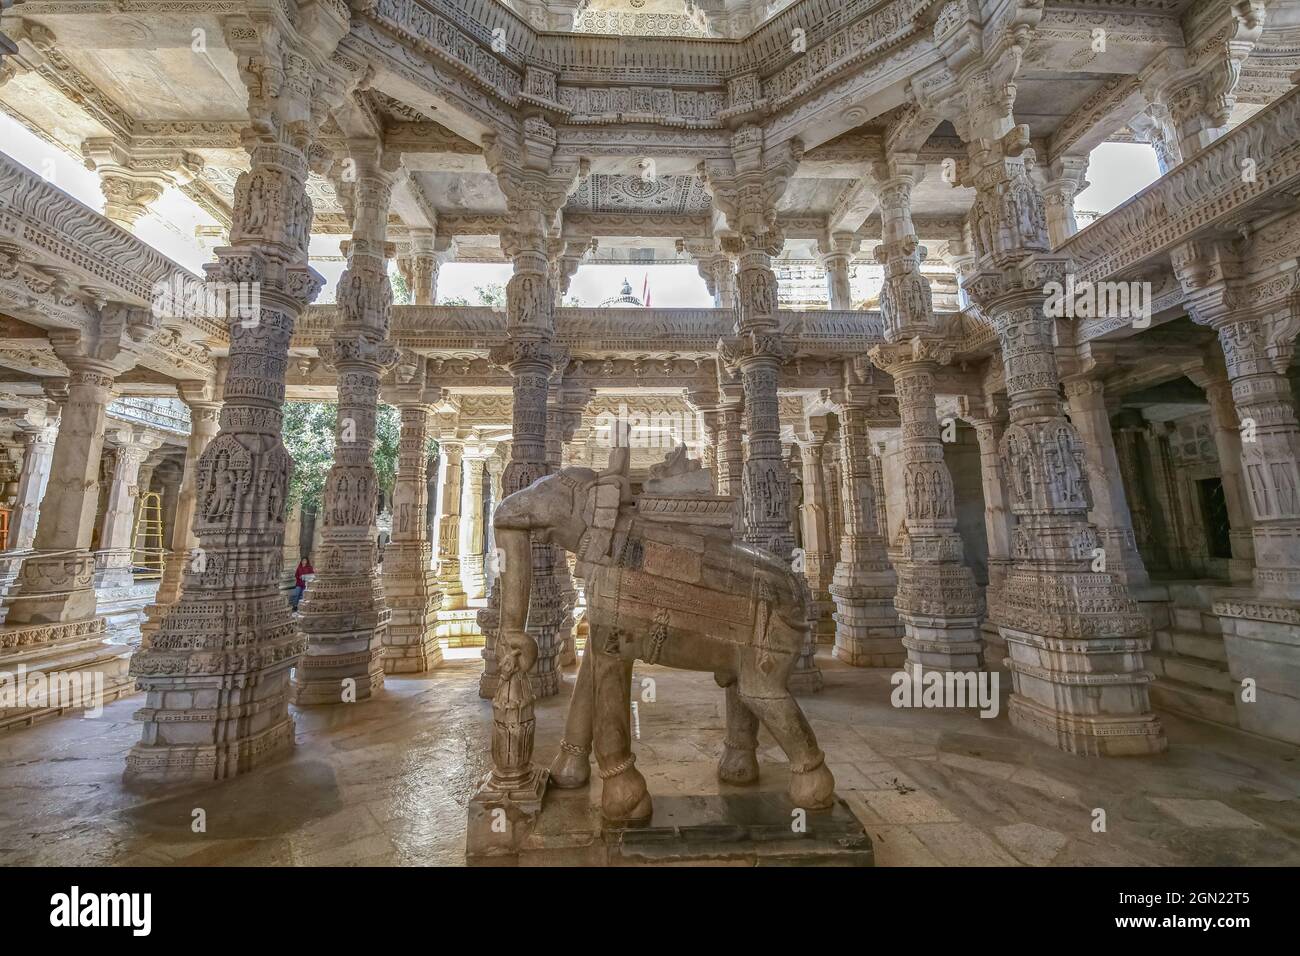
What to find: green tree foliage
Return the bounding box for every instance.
[390,268,412,305]
[282,401,402,512]
[441,282,506,308]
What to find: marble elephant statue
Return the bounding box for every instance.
[492,445,835,823]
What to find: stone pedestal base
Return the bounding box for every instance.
[980,620,1009,673]
[0,617,134,731]
[465,767,549,864]
[1212,592,1300,745]
[436,607,483,646]
[1003,626,1167,756]
[5,551,99,626]
[381,568,442,674]
[126,697,297,784]
[294,571,389,704]
[468,772,871,866]
[807,595,836,645]
[291,620,387,705]
[829,574,904,667]
[900,614,984,672]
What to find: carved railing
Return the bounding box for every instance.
[297,304,888,354]
[1058,86,1300,285]
[106,397,191,435]
[0,153,213,337]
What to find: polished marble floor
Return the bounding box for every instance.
[1,654,1297,866]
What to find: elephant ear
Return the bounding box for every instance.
[585,448,633,559]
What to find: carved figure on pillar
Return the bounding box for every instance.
[126,6,353,780]
[294,144,402,706]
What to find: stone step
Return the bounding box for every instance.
[1153,629,1228,664]
[1150,678,1238,728]
[1150,652,1233,693]
[1168,604,1223,636]
[0,642,135,731]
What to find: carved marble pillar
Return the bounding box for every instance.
[870,160,983,670]
[1041,156,1089,247]
[294,148,400,706]
[546,390,586,667]
[797,420,836,644]
[818,233,855,310]
[1064,377,1150,587]
[460,450,489,600]
[967,408,1015,670]
[714,399,745,499]
[8,415,57,552]
[406,228,453,306]
[479,237,564,699]
[964,129,1163,755]
[1179,272,1300,599]
[1143,421,1190,571]
[872,347,984,670]
[1188,359,1255,581]
[381,395,442,672]
[1221,308,1300,591]
[436,439,466,609]
[94,427,163,589]
[723,241,794,558]
[7,326,145,628]
[280,500,302,590]
[829,400,903,666]
[1130,103,1183,174]
[708,253,737,309]
[127,12,351,778]
[485,454,504,579]
[82,138,202,230]
[1161,2,1265,160]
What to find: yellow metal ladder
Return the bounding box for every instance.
[132,491,165,579]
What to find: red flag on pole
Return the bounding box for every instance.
[642,273,651,308]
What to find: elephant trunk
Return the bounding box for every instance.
[495,526,533,636]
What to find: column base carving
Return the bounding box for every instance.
[126,706,298,784]
[991,561,1166,755]
[439,558,467,610]
[127,589,303,783]
[832,561,904,665]
[893,533,986,672]
[5,550,99,626]
[382,544,442,673]
[461,553,487,601]
[829,566,904,667]
[293,575,389,705]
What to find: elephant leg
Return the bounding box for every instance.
[717,682,760,785]
[739,690,835,810]
[549,637,594,788]
[591,645,652,823]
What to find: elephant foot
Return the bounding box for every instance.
[549,740,591,789]
[788,755,835,810]
[717,742,760,785]
[600,758,653,824]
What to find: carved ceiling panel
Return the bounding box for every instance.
[566,174,712,215]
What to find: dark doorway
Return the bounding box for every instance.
[1198,478,1232,560]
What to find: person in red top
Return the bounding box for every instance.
[292,556,313,610]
